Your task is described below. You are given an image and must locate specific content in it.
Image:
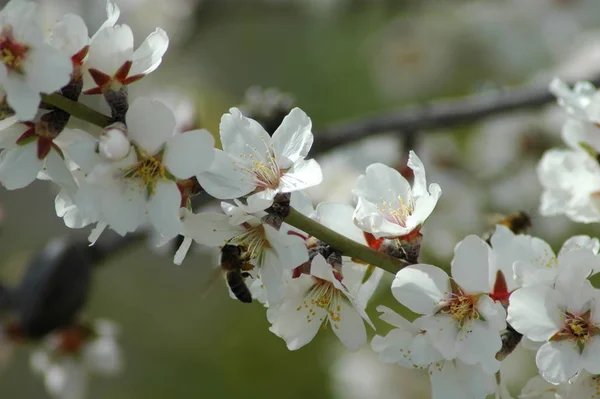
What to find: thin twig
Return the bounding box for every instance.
[285,207,409,274]
[42,93,112,128]
[314,75,600,154]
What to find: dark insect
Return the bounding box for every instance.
[496,211,532,235]
[484,211,532,243]
[219,244,253,303]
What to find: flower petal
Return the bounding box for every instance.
[164,129,215,178]
[271,107,313,168]
[181,209,244,247]
[507,286,563,342]
[130,28,169,76]
[279,158,323,193]
[147,180,182,240]
[392,264,449,315]
[196,149,255,199]
[0,144,41,189]
[451,235,492,294]
[126,97,175,154]
[315,202,365,244]
[353,163,411,207]
[331,299,367,351]
[219,107,269,158]
[536,341,581,384]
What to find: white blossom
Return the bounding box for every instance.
[371,306,496,399]
[30,320,123,399]
[352,150,441,240]
[83,11,168,94]
[197,107,323,213]
[174,202,308,303]
[391,235,506,374]
[69,97,215,239]
[267,254,376,351]
[0,0,72,120]
[508,263,600,384]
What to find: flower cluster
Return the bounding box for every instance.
[3,0,600,398]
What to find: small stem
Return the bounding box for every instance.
[41,93,111,128]
[285,206,409,274]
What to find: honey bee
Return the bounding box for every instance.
[483,211,532,243]
[219,244,253,303]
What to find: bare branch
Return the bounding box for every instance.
[313,75,600,154]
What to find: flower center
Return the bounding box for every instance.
[0,26,29,74]
[438,281,480,327]
[298,279,343,329]
[377,194,415,227]
[238,137,281,190]
[551,310,596,346]
[122,151,167,196]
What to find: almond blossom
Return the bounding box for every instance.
[352,150,441,240]
[371,306,496,399]
[196,107,323,213]
[0,0,72,121]
[68,97,215,239]
[0,121,76,191]
[174,202,308,303]
[267,254,376,351]
[508,263,600,384]
[30,320,123,399]
[392,235,506,374]
[83,17,168,95]
[538,79,600,223]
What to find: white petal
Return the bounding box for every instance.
[353,163,411,207]
[419,314,460,359]
[91,0,121,40]
[581,336,600,374]
[181,209,243,247]
[130,28,169,76]
[331,299,367,351]
[0,144,41,189]
[44,150,78,198]
[279,158,323,193]
[4,76,40,121]
[451,235,492,294]
[407,151,428,197]
[536,341,581,384]
[49,14,89,56]
[456,320,502,374]
[173,237,193,265]
[267,275,325,350]
[375,305,416,331]
[507,286,563,342]
[88,24,133,75]
[392,264,449,315]
[477,295,506,331]
[147,180,182,240]
[560,235,600,256]
[264,225,308,270]
[164,129,215,178]
[219,107,270,158]
[430,361,496,399]
[25,43,71,93]
[196,149,255,199]
[371,329,415,366]
[260,249,286,304]
[315,202,365,244]
[126,97,176,154]
[271,107,313,168]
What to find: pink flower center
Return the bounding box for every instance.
[0,26,29,74]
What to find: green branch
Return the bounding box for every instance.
[42,93,112,128]
[285,207,409,274]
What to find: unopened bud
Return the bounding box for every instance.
[99,125,130,161]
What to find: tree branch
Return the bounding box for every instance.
[313,75,600,154]
[285,206,409,274]
[42,93,112,128]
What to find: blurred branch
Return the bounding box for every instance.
[313,75,600,154]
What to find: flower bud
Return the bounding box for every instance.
[99,126,130,161]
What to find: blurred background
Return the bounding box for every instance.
[2,0,600,397]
